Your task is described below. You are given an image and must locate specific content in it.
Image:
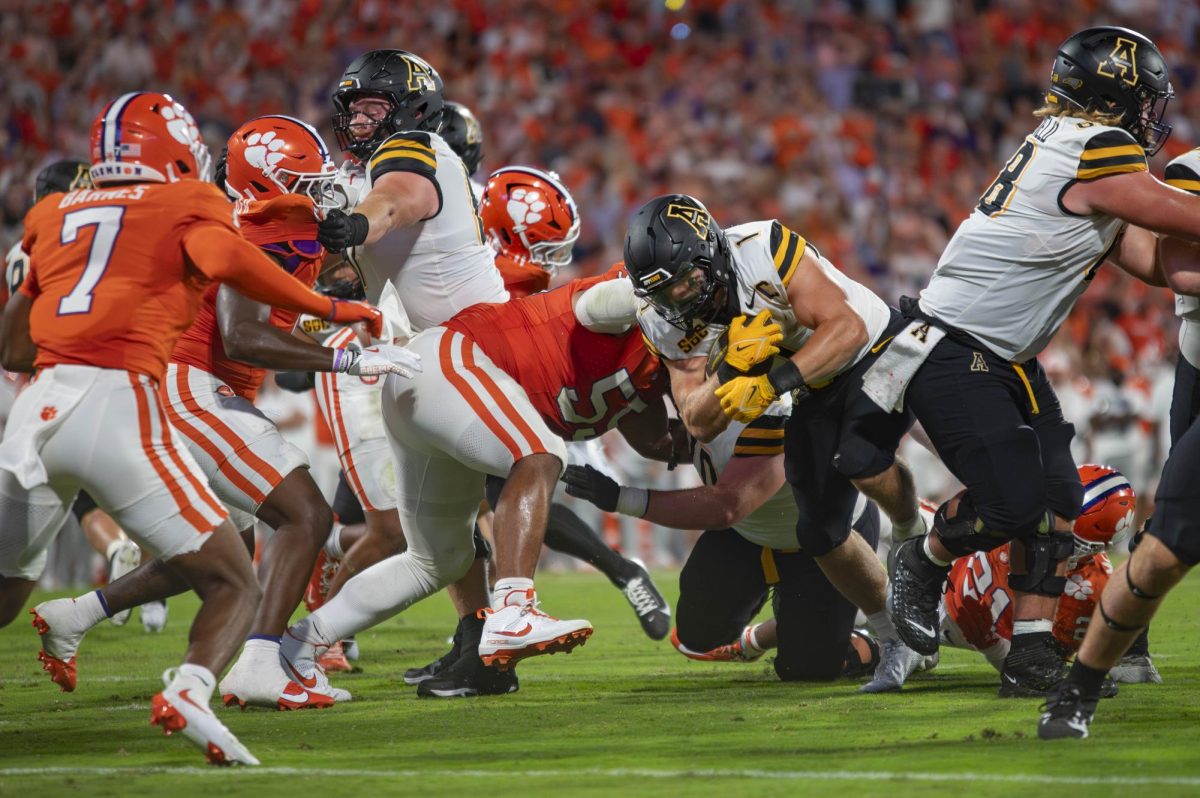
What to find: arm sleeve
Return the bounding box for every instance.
[574,277,637,333]
[181,224,334,320]
[1077,129,1147,181]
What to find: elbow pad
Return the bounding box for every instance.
[575,278,638,334]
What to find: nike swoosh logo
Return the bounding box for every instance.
[177,688,206,713]
[908,621,937,638]
[493,623,533,638]
[283,657,318,689]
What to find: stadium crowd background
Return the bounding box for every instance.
[2,0,1196,576]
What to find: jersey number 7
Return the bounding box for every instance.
[57,206,125,316]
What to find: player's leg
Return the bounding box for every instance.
[0,476,72,627]
[671,527,770,661]
[71,492,142,626]
[772,549,865,682]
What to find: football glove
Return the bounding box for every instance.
[327,299,384,338]
[561,465,648,517]
[714,373,777,423]
[332,344,422,379]
[724,310,782,373]
[317,209,370,253]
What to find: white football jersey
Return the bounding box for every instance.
[920,116,1148,362]
[638,220,890,369]
[339,129,507,330]
[1164,148,1200,367]
[692,395,870,549]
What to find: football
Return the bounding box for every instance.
[705,328,774,379]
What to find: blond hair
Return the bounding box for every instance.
[1033,96,1125,127]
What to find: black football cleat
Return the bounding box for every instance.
[614,558,671,641]
[403,618,464,685]
[417,648,518,698]
[1037,681,1098,740]
[886,536,948,656]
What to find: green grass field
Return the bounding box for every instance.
[2,569,1199,797]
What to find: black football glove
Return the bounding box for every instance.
[318,209,370,253]
[562,465,621,512]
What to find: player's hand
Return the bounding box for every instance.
[327,300,384,338]
[348,344,423,379]
[562,465,621,512]
[724,310,782,373]
[317,209,370,253]
[714,373,777,422]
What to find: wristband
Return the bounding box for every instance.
[331,347,362,374]
[767,360,810,399]
[615,487,650,518]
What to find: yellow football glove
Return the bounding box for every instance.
[714,373,777,423]
[724,310,783,373]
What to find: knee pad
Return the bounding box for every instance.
[472,524,492,561]
[932,493,1014,557]
[951,427,1046,534]
[1007,528,1074,596]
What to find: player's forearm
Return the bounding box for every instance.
[639,484,749,530]
[0,293,36,373]
[1158,236,1200,296]
[789,314,868,385]
[223,322,339,372]
[356,190,425,245]
[680,375,730,442]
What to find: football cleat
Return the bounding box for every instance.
[106,539,142,626]
[219,651,334,711]
[859,637,924,693]
[30,600,92,692]
[1110,653,1163,684]
[615,558,671,641]
[417,651,518,698]
[141,599,168,634]
[1037,681,1098,740]
[282,655,351,703]
[999,634,1119,698]
[886,537,948,656]
[477,594,592,670]
[404,620,463,685]
[317,640,353,673]
[152,669,259,766]
[670,626,763,662]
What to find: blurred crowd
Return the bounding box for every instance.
[3,0,1196,515]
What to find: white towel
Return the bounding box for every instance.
[0,367,94,489]
[377,280,414,345]
[861,320,946,413]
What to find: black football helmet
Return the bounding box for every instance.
[1047,26,1173,155]
[624,194,736,331]
[34,160,92,201]
[440,101,484,175]
[332,49,445,161]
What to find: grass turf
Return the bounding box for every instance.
[1,569,1199,797]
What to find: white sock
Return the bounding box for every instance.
[72,590,110,628]
[866,610,898,642]
[893,512,927,541]
[283,615,336,664]
[241,637,281,661]
[742,623,768,655]
[491,577,535,610]
[302,551,444,644]
[1012,619,1053,636]
[324,523,345,560]
[922,535,951,567]
[169,663,216,705]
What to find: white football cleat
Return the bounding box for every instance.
[859,637,924,693]
[219,649,334,711]
[152,669,259,766]
[478,594,592,671]
[105,540,142,626]
[30,598,93,692]
[141,600,168,634]
[282,654,352,703]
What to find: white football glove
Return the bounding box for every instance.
[334,344,422,379]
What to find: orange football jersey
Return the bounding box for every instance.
[170,195,323,401]
[20,181,238,380]
[495,253,552,299]
[943,544,1112,654]
[444,265,663,441]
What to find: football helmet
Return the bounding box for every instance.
[480,167,580,272]
[34,160,92,201]
[89,92,211,186]
[624,194,735,331]
[224,115,338,209]
[1073,464,1136,562]
[440,101,484,175]
[1047,26,1173,155]
[332,49,445,161]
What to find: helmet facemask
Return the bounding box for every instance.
[637,254,731,333]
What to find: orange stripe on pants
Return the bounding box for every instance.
[147,379,227,519]
[460,338,548,457]
[439,331,523,461]
[318,356,378,512]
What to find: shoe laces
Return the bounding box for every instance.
[623,577,661,617]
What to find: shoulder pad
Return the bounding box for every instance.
[368,131,437,183]
[1166,149,1200,194]
[1077,127,1147,181]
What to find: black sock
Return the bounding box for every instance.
[543,503,629,583]
[1127,626,1151,657]
[1068,657,1108,697]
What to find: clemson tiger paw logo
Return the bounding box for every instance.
[160,102,200,146]
[40,406,57,422]
[244,132,287,171]
[506,187,547,230]
[1064,574,1093,601]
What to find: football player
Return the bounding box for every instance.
[1041,134,1200,738]
[283,265,683,697]
[624,194,925,685]
[0,92,382,765]
[943,466,1154,685]
[877,26,1200,701]
[439,100,485,201]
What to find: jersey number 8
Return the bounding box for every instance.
[977,139,1037,217]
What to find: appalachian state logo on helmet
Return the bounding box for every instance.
[404,55,438,92]
[665,203,711,238]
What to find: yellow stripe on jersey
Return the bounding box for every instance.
[1076,161,1146,181]
[772,224,794,267]
[370,149,437,171]
[779,238,805,287]
[376,139,435,156]
[1079,144,1145,161]
[641,332,662,357]
[1167,178,1200,193]
[737,427,785,440]
[1012,363,1040,415]
[735,443,784,457]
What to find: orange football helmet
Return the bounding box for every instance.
[479,166,580,273]
[89,92,211,186]
[1073,464,1136,562]
[224,115,338,209]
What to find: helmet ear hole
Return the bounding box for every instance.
[175,160,191,175]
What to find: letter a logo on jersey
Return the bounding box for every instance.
[665,203,711,238]
[1096,37,1140,87]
